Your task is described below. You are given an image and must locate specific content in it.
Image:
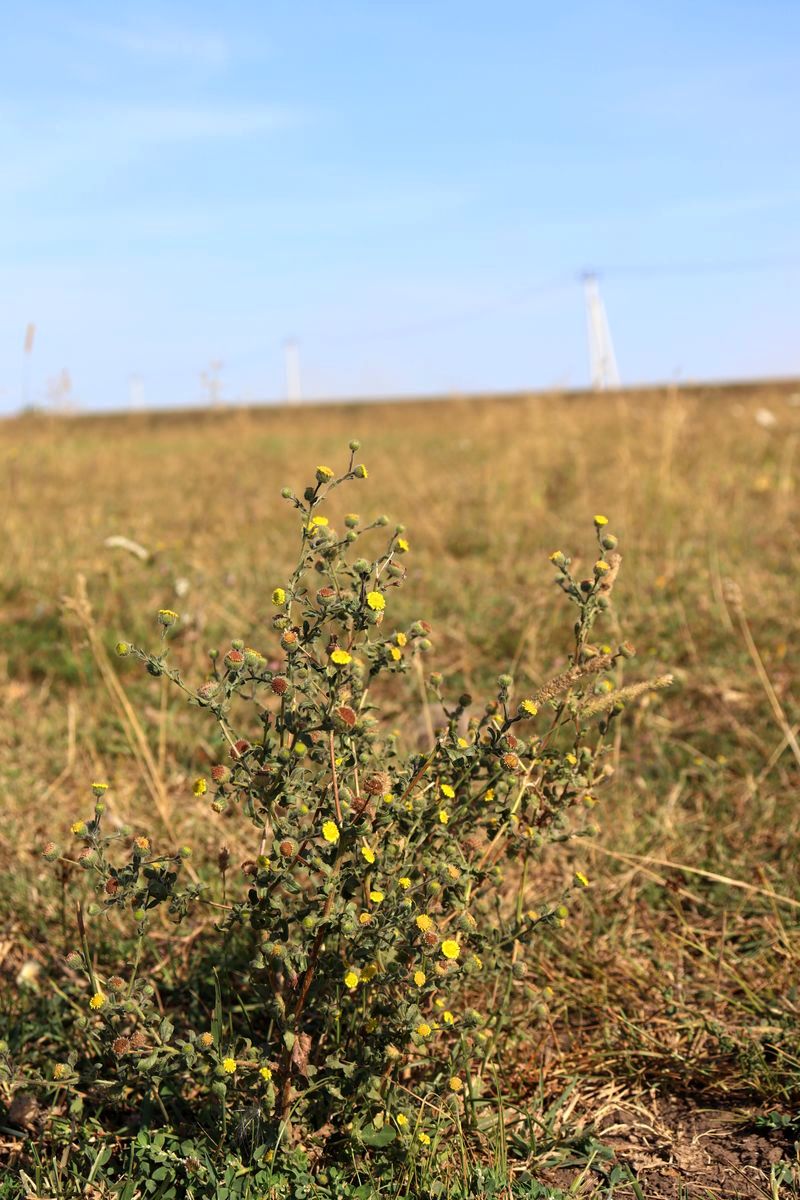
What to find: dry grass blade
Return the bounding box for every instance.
[578,839,800,910]
[60,575,183,853]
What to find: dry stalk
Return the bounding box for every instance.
[61,575,197,880]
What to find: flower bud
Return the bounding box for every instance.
[196,681,218,705]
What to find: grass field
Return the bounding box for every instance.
[2,383,799,1197]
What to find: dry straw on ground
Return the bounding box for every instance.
[1,381,798,1196]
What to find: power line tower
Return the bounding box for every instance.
[129,373,145,410]
[200,359,225,408]
[581,272,620,390]
[283,338,302,404]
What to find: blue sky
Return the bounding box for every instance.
[2,1,799,412]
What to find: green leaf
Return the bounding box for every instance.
[357,1122,396,1148]
[211,968,224,1046]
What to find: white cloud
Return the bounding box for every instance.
[93,23,231,68]
[0,103,302,194]
[92,103,296,143]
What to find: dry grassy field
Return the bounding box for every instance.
[2,383,799,1197]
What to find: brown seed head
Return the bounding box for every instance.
[364,772,390,796]
[335,704,357,729]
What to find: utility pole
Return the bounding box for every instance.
[22,322,36,410]
[582,273,620,390]
[283,338,302,404]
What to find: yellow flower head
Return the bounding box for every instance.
[369,890,385,904]
[443,1010,455,1025]
[416,1022,432,1038]
[448,1076,463,1092]
[395,631,407,647]
[441,940,460,960]
[594,560,610,574]
[308,514,329,528]
[413,970,427,986]
[322,820,340,844]
[53,1063,69,1080]
[358,912,372,925]
[440,783,455,799]
[344,969,360,990]
[330,648,352,665]
[593,514,609,527]
[399,876,412,890]
[259,1065,273,1081]
[484,788,495,803]
[361,844,376,864]
[396,1112,408,1127]
[416,914,434,932]
[199,1032,214,1048]
[89,992,106,1010]
[315,465,334,481]
[91,782,108,795]
[396,537,410,553]
[418,1131,431,1145]
[70,821,87,836]
[519,699,538,717]
[271,587,286,605]
[157,608,179,627]
[366,591,385,611]
[438,809,449,825]
[192,777,207,796]
[575,871,590,888]
[222,1057,237,1074]
[390,646,402,661]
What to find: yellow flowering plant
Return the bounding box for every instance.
[48,442,664,1169]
